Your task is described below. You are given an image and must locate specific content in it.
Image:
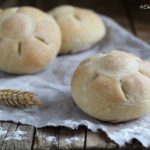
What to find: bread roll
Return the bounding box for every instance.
[71,50,150,122]
[0,6,61,74]
[50,5,106,54]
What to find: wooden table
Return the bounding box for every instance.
[0,0,150,149]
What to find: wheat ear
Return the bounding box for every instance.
[0,89,42,107]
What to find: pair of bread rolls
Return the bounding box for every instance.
[0,6,106,74]
[72,50,150,122]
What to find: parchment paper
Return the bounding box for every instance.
[0,15,150,147]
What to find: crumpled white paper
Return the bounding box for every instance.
[0,15,150,147]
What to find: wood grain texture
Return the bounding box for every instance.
[0,122,34,150]
[0,122,10,148]
[86,130,117,149]
[0,122,18,150]
[59,127,85,149]
[33,127,59,150]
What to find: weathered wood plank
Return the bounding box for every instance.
[125,0,150,43]
[0,122,34,150]
[86,130,117,149]
[0,122,11,147]
[33,126,59,150]
[0,122,17,150]
[59,126,85,149]
[14,124,35,150]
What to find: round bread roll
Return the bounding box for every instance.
[50,5,106,54]
[0,6,61,74]
[71,50,150,122]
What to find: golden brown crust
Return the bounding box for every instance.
[50,5,106,54]
[71,50,150,122]
[0,6,61,74]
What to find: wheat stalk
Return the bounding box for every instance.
[0,89,42,107]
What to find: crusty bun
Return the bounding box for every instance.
[50,5,106,54]
[71,50,150,122]
[0,6,61,74]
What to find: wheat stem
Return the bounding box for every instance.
[0,89,42,107]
